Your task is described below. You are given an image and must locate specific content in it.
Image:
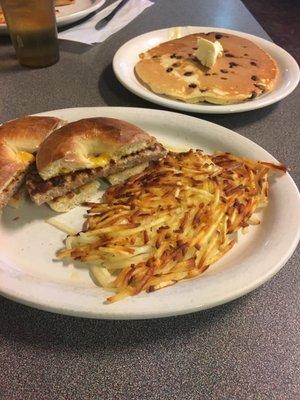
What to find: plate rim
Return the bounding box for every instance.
[56,0,105,24]
[113,26,300,114]
[0,106,299,319]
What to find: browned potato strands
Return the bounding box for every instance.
[57,150,286,303]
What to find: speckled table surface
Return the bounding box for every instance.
[0,1,299,399]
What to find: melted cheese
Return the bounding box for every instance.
[89,153,111,168]
[56,154,111,175]
[18,151,35,164]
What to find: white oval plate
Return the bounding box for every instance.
[113,26,300,114]
[0,0,105,34]
[0,107,299,319]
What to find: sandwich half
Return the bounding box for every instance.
[26,117,167,211]
[0,116,65,211]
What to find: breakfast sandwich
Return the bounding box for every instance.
[26,117,167,212]
[135,32,279,104]
[0,116,64,211]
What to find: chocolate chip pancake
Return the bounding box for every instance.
[135,32,279,105]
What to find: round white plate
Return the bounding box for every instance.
[0,107,299,319]
[113,26,300,114]
[0,0,105,34]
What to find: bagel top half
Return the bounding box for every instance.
[36,117,161,180]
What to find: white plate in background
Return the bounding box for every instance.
[113,26,300,114]
[56,0,105,26]
[0,0,106,33]
[0,107,299,319]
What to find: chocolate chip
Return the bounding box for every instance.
[192,47,198,50]
[225,53,234,58]
[229,62,238,68]
[170,53,176,58]
[188,53,192,57]
[172,62,180,67]
[166,67,173,72]
[250,61,257,66]
[244,53,249,56]
[184,71,193,76]
[221,77,228,80]
[175,55,182,59]
[205,73,211,76]
[212,72,217,75]
[215,33,223,39]
[188,83,197,88]
[200,89,207,92]
[152,55,159,59]
[251,75,257,81]
[250,91,257,99]
[220,69,228,73]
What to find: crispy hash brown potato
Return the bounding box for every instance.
[57,150,286,303]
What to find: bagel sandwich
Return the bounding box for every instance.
[26,117,167,211]
[0,116,65,210]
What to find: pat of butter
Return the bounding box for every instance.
[195,37,223,68]
[89,154,110,168]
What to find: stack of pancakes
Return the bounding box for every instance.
[135,32,278,104]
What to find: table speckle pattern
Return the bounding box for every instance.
[0,1,299,399]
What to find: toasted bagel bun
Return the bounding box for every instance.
[107,163,149,185]
[0,116,64,209]
[135,32,279,104]
[47,180,101,213]
[8,186,26,209]
[0,169,27,210]
[36,117,158,180]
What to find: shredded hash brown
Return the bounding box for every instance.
[57,150,286,303]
